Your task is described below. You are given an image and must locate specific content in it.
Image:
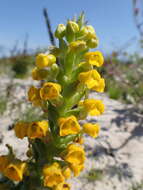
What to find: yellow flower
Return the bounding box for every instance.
[84,51,104,67]
[62,167,71,179]
[74,137,84,145]
[36,53,56,69]
[79,99,104,116]
[64,144,85,165]
[32,67,48,80]
[14,122,29,139]
[4,162,26,181]
[83,123,100,138]
[58,116,80,136]
[69,40,87,52]
[28,86,42,107]
[40,82,61,100]
[54,182,71,190]
[0,156,10,173]
[43,162,65,188]
[70,163,84,177]
[78,70,105,92]
[27,121,49,139]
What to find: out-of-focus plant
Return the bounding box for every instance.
[11,55,34,78]
[101,50,143,112]
[0,96,7,115]
[0,13,105,190]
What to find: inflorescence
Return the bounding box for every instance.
[0,13,105,190]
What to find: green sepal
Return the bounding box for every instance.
[54,134,78,149]
[77,12,85,29]
[59,39,68,54]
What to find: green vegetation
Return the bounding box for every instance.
[11,55,35,78]
[85,169,104,182]
[21,106,46,123]
[100,53,143,111]
[129,181,143,190]
[0,97,7,115]
[0,49,143,112]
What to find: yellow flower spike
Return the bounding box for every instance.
[70,163,84,177]
[0,156,10,173]
[54,182,71,190]
[83,123,100,138]
[4,162,26,182]
[78,70,105,92]
[14,122,29,139]
[36,53,56,69]
[27,120,49,139]
[62,167,71,179]
[69,40,87,52]
[79,99,104,116]
[32,67,48,81]
[43,162,65,188]
[84,51,104,67]
[28,86,42,107]
[40,82,61,101]
[55,24,66,38]
[58,115,81,136]
[64,144,85,165]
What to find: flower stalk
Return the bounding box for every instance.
[0,13,105,190]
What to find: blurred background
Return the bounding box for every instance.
[0,0,143,190]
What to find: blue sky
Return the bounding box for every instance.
[0,0,140,55]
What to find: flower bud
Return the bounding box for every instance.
[32,67,48,80]
[86,37,99,48]
[66,21,79,34]
[85,25,96,40]
[51,63,59,78]
[66,21,79,42]
[55,24,66,39]
[69,40,87,52]
[77,26,89,39]
[36,54,56,69]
